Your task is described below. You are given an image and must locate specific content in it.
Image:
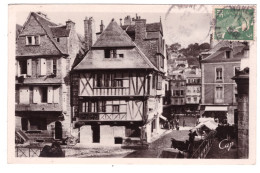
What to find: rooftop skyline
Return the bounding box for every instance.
[15,5,212,47]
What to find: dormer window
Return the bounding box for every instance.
[226,51,231,59]
[104,49,117,58]
[26,35,40,45]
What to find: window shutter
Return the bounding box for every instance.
[27,59,32,76]
[47,86,53,103]
[40,58,47,76]
[16,60,20,77]
[32,36,35,45]
[53,87,59,103]
[25,36,28,45]
[19,87,30,104]
[33,87,40,103]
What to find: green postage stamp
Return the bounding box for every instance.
[214,6,255,41]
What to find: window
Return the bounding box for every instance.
[41,87,48,103]
[105,49,110,58]
[96,74,103,87]
[194,97,197,102]
[56,38,60,42]
[104,49,117,58]
[97,101,106,112]
[81,101,106,113]
[215,86,224,103]
[112,105,119,113]
[19,60,27,75]
[53,59,57,76]
[119,54,124,58]
[176,90,180,96]
[160,56,164,68]
[187,97,191,102]
[26,36,40,45]
[180,90,184,96]
[157,75,162,90]
[216,67,223,80]
[226,51,231,59]
[104,74,110,87]
[152,74,156,89]
[114,79,123,87]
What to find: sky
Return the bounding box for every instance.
[14,4,212,48]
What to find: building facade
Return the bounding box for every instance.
[71,16,166,145]
[169,73,186,115]
[200,41,248,124]
[15,12,81,141]
[185,70,201,116]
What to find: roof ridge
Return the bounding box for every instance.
[93,20,135,48]
[31,12,67,55]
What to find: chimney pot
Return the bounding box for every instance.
[100,20,104,33]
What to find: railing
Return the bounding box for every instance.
[78,112,128,121]
[191,131,216,158]
[15,146,42,157]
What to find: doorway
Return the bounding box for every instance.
[91,125,100,143]
[55,121,62,139]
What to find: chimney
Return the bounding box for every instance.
[100,20,104,33]
[124,15,132,25]
[84,17,93,51]
[66,19,75,30]
[210,33,213,49]
[135,17,146,42]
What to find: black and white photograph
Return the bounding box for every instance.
[7,4,256,164]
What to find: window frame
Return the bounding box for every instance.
[19,59,27,75]
[112,105,120,113]
[215,85,224,103]
[215,66,224,81]
[26,35,40,45]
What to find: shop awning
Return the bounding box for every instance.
[205,106,228,111]
[159,115,167,121]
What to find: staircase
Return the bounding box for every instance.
[16,130,53,144]
[15,130,29,144]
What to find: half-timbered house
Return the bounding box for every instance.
[15,12,82,141]
[71,17,166,145]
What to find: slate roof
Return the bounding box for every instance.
[93,19,135,48]
[30,12,69,54]
[16,24,22,39]
[74,20,157,71]
[201,41,246,63]
[50,25,70,37]
[74,46,157,70]
[121,22,162,33]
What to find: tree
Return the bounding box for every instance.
[166,43,181,53]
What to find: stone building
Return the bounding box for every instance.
[184,70,201,116]
[15,12,82,141]
[71,16,166,145]
[233,67,249,158]
[200,41,249,124]
[169,72,186,115]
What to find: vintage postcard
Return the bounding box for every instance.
[8,4,256,164]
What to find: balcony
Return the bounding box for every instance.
[15,103,62,112]
[78,112,128,121]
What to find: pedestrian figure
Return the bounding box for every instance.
[183,119,186,127]
[170,119,174,130]
[176,116,180,130]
